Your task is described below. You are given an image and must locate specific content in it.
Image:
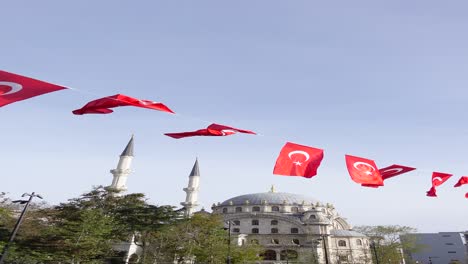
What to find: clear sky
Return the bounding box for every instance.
[1,1,467,233]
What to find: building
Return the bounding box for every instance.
[109,137,373,264]
[402,232,468,264]
[211,187,373,264]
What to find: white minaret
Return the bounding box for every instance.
[109,135,134,193]
[181,159,200,217]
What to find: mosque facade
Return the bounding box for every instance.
[110,137,373,264]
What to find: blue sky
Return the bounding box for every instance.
[1,1,467,232]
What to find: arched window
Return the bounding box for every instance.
[271,206,280,212]
[309,214,316,219]
[235,207,242,212]
[356,239,362,246]
[252,206,260,212]
[232,220,240,226]
[222,208,228,213]
[280,250,298,260]
[233,228,240,233]
[271,228,279,234]
[291,228,299,234]
[338,240,347,247]
[271,239,279,244]
[262,250,277,261]
[251,239,259,245]
[271,220,278,225]
[292,239,300,245]
[339,255,348,262]
[252,219,259,225]
[291,206,299,213]
[252,228,259,234]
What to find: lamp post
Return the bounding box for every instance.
[370,240,380,264]
[0,192,43,264]
[225,220,232,264]
[317,235,330,264]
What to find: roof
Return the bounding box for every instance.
[331,229,367,237]
[121,135,134,156]
[220,192,320,206]
[189,159,200,177]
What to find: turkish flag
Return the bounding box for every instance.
[0,70,66,107]
[426,172,452,198]
[465,193,468,199]
[345,155,383,185]
[426,186,437,197]
[361,164,416,188]
[165,123,256,139]
[72,94,174,115]
[431,172,452,187]
[454,176,468,187]
[273,142,324,178]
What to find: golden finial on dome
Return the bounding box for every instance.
[270,185,276,193]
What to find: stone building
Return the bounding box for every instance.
[212,188,373,264]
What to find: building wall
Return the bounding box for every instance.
[405,232,467,264]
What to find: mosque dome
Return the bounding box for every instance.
[220,192,320,206]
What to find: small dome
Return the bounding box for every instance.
[220,192,320,206]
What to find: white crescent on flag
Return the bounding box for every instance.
[353,161,375,172]
[288,150,310,162]
[0,82,23,96]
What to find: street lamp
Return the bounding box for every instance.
[0,192,43,264]
[224,220,232,264]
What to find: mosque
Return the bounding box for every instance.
[109,136,373,264]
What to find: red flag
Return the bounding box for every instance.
[426,172,452,197]
[379,164,416,180]
[431,172,452,187]
[465,193,468,199]
[361,164,416,188]
[426,186,437,197]
[345,155,383,185]
[165,123,256,139]
[454,176,468,187]
[0,70,66,107]
[72,94,174,115]
[273,142,324,178]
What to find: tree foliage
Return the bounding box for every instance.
[354,225,421,264]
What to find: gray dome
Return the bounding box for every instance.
[220,192,320,206]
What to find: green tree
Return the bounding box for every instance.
[354,225,421,264]
[150,213,262,264]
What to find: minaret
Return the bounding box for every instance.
[109,135,134,193]
[181,159,200,217]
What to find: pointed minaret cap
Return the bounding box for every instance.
[121,135,134,156]
[189,158,200,177]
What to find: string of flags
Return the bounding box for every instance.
[1,69,468,199]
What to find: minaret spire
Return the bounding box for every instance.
[181,158,200,217]
[109,135,134,193]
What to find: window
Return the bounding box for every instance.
[291,207,299,213]
[222,208,228,213]
[232,220,240,226]
[272,206,280,212]
[251,239,259,245]
[271,220,278,225]
[446,243,454,245]
[235,207,242,212]
[262,250,277,261]
[442,235,451,237]
[241,239,245,246]
[252,206,260,212]
[339,255,348,262]
[252,219,259,225]
[271,239,279,244]
[291,228,299,234]
[338,240,347,247]
[356,239,362,246]
[232,228,240,233]
[448,251,457,253]
[252,228,259,234]
[309,214,316,219]
[292,239,300,245]
[271,228,279,234]
[280,250,298,261]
